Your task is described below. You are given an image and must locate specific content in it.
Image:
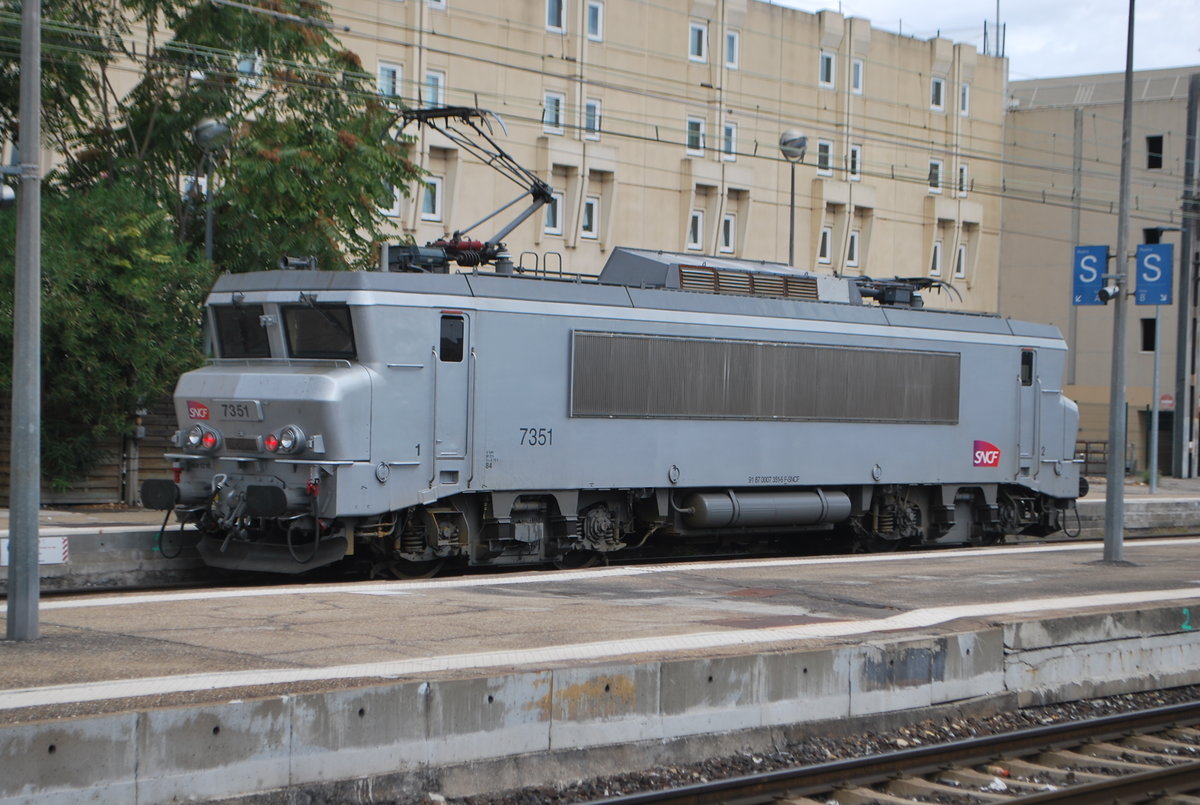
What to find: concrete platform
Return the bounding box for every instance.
[2,537,1200,804]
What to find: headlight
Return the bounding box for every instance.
[185,425,204,448]
[185,424,221,453]
[279,425,303,453]
[264,425,305,455]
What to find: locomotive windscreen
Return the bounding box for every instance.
[282,304,357,360]
[570,331,959,424]
[213,305,271,359]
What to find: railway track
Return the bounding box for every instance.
[585,701,1200,804]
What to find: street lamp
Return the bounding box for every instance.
[191,118,231,263]
[779,130,807,267]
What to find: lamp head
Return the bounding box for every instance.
[779,129,807,162]
[192,118,231,152]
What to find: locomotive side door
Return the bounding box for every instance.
[432,311,472,489]
[1017,348,1038,478]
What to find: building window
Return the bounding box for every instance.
[182,173,207,202]
[543,91,565,134]
[930,240,942,276]
[725,30,739,68]
[586,1,603,40]
[849,144,862,181]
[421,176,443,222]
[378,63,402,99]
[817,140,833,176]
[584,98,601,140]
[381,185,402,217]
[422,69,445,107]
[1147,135,1164,170]
[954,243,967,279]
[722,122,737,160]
[851,58,864,94]
[236,53,264,89]
[687,209,704,250]
[847,229,860,267]
[689,21,708,62]
[930,76,945,110]
[547,0,565,32]
[959,82,970,116]
[428,0,446,9]
[720,213,735,253]
[928,159,943,193]
[817,226,832,263]
[581,196,599,239]
[686,116,705,155]
[958,163,968,197]
[544,191,564,235]
[819,51,835,87]
[1141,317,1157,352]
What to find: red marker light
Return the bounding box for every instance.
[201,431,217,450]
[264,433,279,452]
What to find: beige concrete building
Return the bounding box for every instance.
[334,0,1007,312]
[1000,68,1199,476]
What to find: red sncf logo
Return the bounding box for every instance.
[973,440,1001,467]
[187,400,210,420]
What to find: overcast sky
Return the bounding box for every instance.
[771,0,1200,80]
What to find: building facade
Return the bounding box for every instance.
[1000,68,1200,476]
[334,0,1007,312]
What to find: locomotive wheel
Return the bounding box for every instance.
[371,557,445,579]
[552,550,603,570]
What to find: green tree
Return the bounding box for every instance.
[0,182,209,486]
[59,0,420,271]
[0,0,420,484]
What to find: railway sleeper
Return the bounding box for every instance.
[1126,735,1200,756]
[884,775,1010,802]
[997,757,1111,785]
[938,767,1061,794]
[1038,747,1161,773]
[1083,740,1182,766]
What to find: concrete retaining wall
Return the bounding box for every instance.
[2,603,1198,804]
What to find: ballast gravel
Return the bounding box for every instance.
[438,685,1200,805]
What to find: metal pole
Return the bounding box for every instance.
[1150,304,1161,493]
[204,155,214,263]
[1069,108,1083,385]
[6,0,42,641]
[1102,0,1136,563]
[788,161,796,266]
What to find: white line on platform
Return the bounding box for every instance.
[2,586,1199,713]
[3,538,1199,615]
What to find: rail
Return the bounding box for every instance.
[584,700,1200,804]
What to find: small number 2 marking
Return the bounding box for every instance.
[1183,608,1193,631]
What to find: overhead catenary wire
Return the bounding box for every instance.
[0,2,1189,243]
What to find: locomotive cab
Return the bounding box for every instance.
[145,290,378,572]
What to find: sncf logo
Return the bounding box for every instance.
[187,400,210,420]
[973,440,1001,467]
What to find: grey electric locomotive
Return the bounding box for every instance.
[142,247,1082,576]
